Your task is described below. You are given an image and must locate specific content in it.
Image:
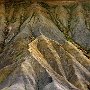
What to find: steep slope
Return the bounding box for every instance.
[0,0,90,90]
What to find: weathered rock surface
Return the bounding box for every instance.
[0,0,90,90]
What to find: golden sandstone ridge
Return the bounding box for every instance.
[0,0,90,90]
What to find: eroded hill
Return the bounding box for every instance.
[0,0,90,90]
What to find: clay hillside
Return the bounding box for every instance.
[0,0,90,90]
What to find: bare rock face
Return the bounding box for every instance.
[0,0,90,90]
